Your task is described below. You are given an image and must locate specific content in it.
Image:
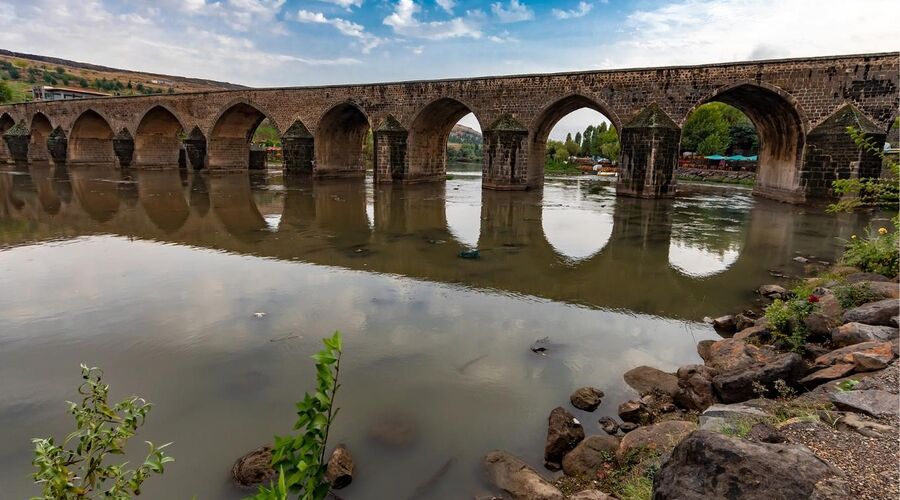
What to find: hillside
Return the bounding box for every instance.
[0,50,246,103]
[449,123,481,144]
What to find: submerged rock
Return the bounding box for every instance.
[598,416,619,435]
[231,446,275,489]
[653,431,849,499]
[623,366,679,397]
[368,414,418,448]
[570,387,605,411]
[484,451,565,500]
[544,407,584,469]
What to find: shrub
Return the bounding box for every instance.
[831,281,882,309]
[841,226,899,277]
[764,296,814,351]
[252,332,343,500]
[31,365,173,499]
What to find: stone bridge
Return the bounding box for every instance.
[0,52,896,204]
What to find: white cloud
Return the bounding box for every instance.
[295,9,385,52]
[436,0,456,14]
[612,0,900,67]
[411,45,424,54]
[320,0,364,9]
[490,0,533,23]
[384,0,481,40]
[552,1,592,20]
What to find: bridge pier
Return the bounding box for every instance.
[798,104,886,202]
[282,121,315,174]
[113,129,134,168]
[482,115,529,191]
[183,127,207,170]
[47,127,68,165]
[373,116,407,183]
[616,104,679,199]
[3,121,31,164]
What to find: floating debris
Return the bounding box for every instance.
[253,312,267,318]
[269,334,298,342]
[530,336,551,355]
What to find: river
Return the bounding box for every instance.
[0,162,874,498]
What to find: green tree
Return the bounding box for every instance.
[8,67,19,80]
[581,125,594,156]
[79,78,89,88]
[682,102,757,155]
[574,132,582,152]
[565,137,579,157]
[31,365,173,499]
[0,81,13,103]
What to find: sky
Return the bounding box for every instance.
[0,0,897,139]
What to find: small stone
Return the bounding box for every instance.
[484,451,565,500]
[570,387,605,411]
[733,324,770,342]
[619,422,638,433]
[712,315,736,333]
[617,400,648,424]
[598,417,619,434]
[734,314,755,332]
[746,422,786,443]
[758,284,788,299]
[569,491,615,500]
[793,256,809,263]
[829,389,899,418]
[326,444,354,489]
[231,446,275,489]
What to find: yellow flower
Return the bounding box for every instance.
[851,235,857,239]
[878,227,888,235]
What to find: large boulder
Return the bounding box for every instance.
[617,420,696,459]
[845,272,891,283]
[858,281,900,300]
[484,451,565,500]
[544,407,584,469]
[713,352,806,403]
[652,431,849,499]
[231,446,275,489]
[831,322,898,347]
[674,364,718,411]
[842,298,900,326]
[561,434,619,477]
[804,292,842,337]
[798,363,855,386]
[829,389,899,418]
[326,444,354,489]
[814,340,895,372]
[570,387,605,411]
[623,366,679,397]
[698,403,770,432]
[703,339,780,373]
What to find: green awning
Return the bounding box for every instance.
[704,155,726,160]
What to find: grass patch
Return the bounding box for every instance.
[832,281,881,309]
[676,174,755,186]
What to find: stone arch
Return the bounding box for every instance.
[527,93,622,187]
[314,101,370,178]
[208,101,276,169]
[408,97,483,181]
[0,113,15,163]
[68,109,115,164]
[134,105,185,167]
[29,113,53,162]
[687,82,807,202]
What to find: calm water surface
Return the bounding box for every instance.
[0,163,875,499]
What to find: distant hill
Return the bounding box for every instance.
[0,49,246,103]
[449,123,482,144]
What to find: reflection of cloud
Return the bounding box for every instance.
[543,208,613,261]
[668,240,739,278]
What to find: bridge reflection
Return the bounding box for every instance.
[0,166,866,320]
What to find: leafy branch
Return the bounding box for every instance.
[252,331,343,500]
[827,126,899,213]
[31,365,173,499]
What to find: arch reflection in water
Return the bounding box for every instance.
[667,186,752,277]
[541,180,614,262]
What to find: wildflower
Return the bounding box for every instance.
[851,235,857,239]
[878,227,888,235]
[807,295,819,303]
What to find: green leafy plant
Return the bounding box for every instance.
[253,332,343,500]
[31,365,173,499]
[836,379,860,392]
[828,126,899,214]
[841,225,899,277]
[764,295,815,351]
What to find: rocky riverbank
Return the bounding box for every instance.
[481,265,899,499]
[676,167,756,186]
